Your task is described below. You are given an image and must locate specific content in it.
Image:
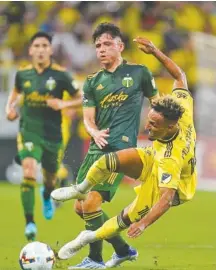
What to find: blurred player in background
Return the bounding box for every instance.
[52,23,158,269]
[54,37,197,268]
[5,31,82,241]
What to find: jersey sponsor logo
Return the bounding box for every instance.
[24,81,31,88]
[26,91,54,106]
[46,77,56,91]
[182,124,193,159]
[161,173,172,184]
[100,92,128,108]
[96,84,104,90]
[122,74,134,88]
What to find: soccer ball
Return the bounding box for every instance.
[19,241,55,269]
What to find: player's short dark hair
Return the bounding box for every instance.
[92,22,124,43]
[30,31,52,44]
[151,95,185,122]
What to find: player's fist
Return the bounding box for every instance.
[46,98,64,111]
[6,105,19,121]
[133,37,156,54]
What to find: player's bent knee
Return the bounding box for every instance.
[81,191,103,213]
[22,158,37,179]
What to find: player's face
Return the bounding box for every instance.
[29,37,52,64]
[145,109,170,141]
[95,33,124,65]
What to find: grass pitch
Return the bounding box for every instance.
[0,181,215,270]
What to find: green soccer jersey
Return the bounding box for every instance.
[15,63,79,142]
[83,60,158,153]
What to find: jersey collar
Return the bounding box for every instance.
[103,59,127,74]
[33,61,52,74]
[157,128,180,144]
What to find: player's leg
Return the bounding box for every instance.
[58,199,139,261]
[17,132,42,240]
[69,153,107,267]
[40,141,64,219]
[58,148,155,266]
[59,176,155,262]
[59,151,139,268]
[52,148,143,200]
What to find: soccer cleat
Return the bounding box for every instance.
[58,230,94,260]
[51,185,87,202]
[68,257,106,269]
[40,187,55,220]
[105,246,138,268]
[25,222,37,241]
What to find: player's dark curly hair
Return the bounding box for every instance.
[92,22,124,42]
[151,95,185,122]
[30,31,52,44]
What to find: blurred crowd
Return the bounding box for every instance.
[1,1,216,93]
[1,1,216,136]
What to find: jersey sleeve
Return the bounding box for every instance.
[62,72,79,96]
[82,79,96,107]
[172,88,194,126]
[15,72,22,93]
[158,157,182,190]
[141,66,158,98]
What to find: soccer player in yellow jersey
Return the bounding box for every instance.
[52,37,197,267]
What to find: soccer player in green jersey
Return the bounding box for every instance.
[5,32,82,241]
[52,23,158,269]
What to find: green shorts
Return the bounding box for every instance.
[17,131,64,173]
[77,152,124,202]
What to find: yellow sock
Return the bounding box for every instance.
[86,155,111,185]
[86,153,119,186]
[95,216,124,240]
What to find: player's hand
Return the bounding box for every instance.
[127,220,146,238]
[133,37,156,54]
[6,103,19,121]
[46,98,65,111]
[92,128,110,149]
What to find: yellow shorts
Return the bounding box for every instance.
[127,147,160,222]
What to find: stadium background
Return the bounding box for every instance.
[0,2,215,270]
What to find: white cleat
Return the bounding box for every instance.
[58,231,94,260]
[51,185,87,202]
[105,246,138,268]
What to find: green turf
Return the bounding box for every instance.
[0,181,215,270]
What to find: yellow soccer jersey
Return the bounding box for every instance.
[153,88,197,204]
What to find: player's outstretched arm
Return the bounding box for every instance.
[133,37,188,90]
[127,187,176,238]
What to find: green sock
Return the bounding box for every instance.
[84,210,104,262]
[21,178,35,224]
[102,211,130,256]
